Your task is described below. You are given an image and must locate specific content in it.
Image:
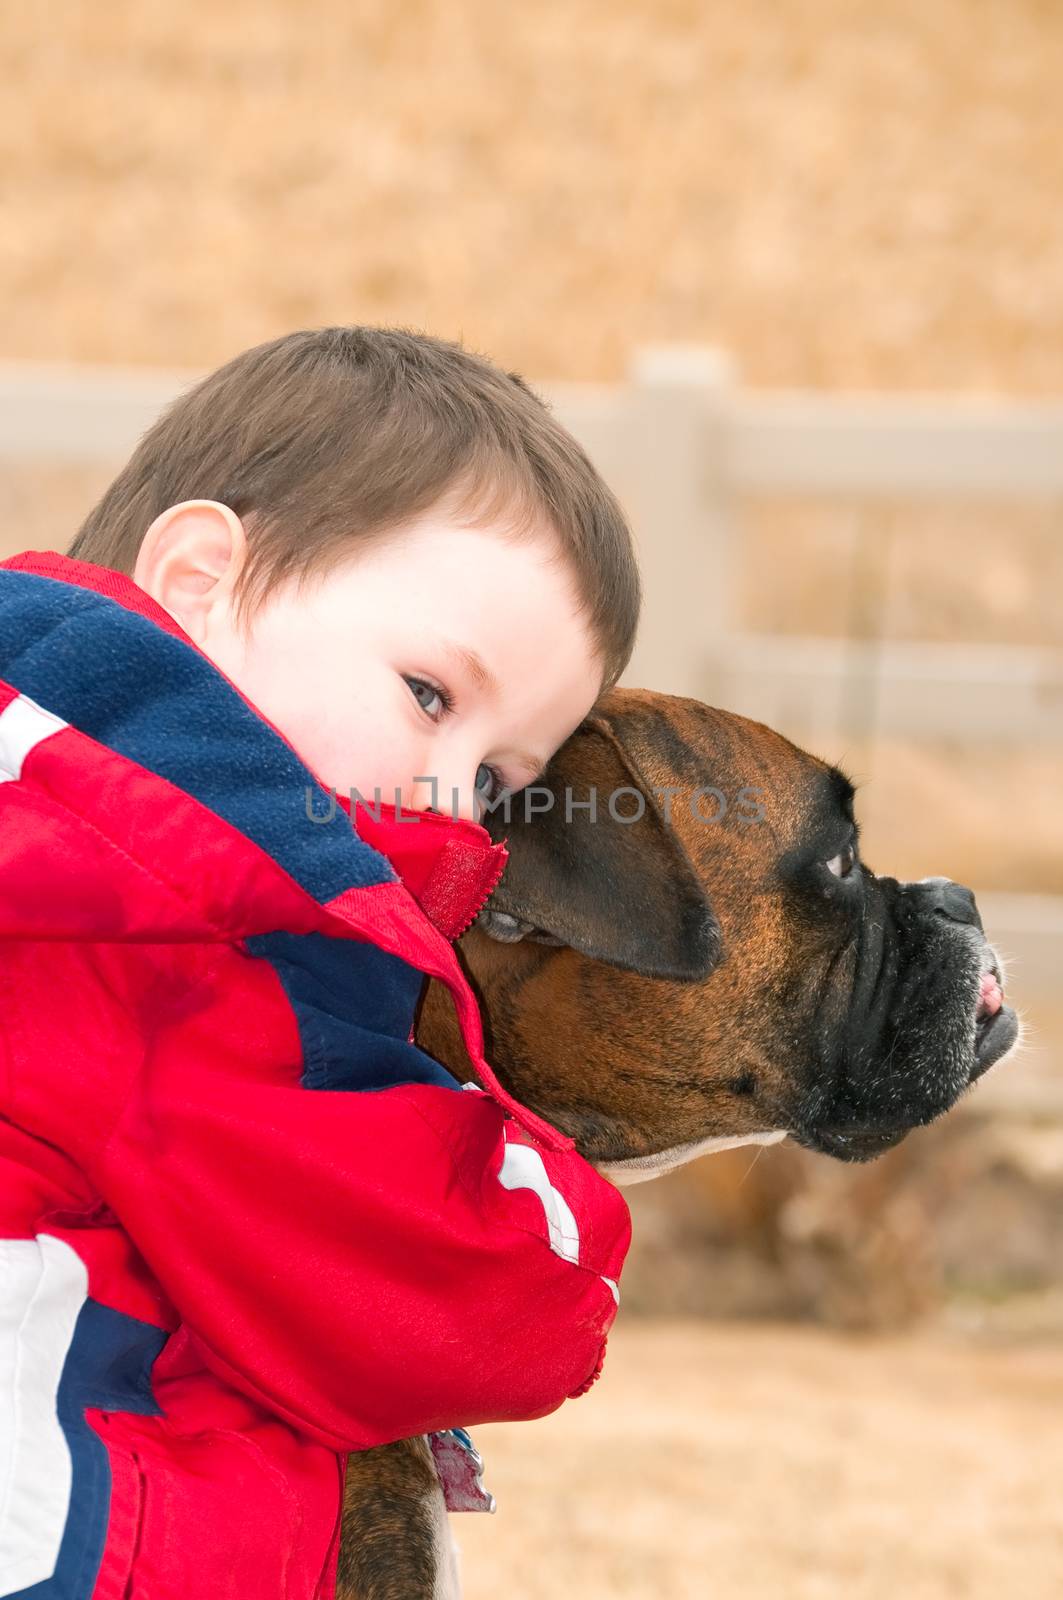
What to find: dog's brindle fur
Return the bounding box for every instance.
[337,688,1018,1597]
[338,1437,454,1600]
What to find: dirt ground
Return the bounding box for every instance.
[455,1319,1063,1600]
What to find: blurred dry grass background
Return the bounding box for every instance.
[3,0,1063,391]
[2,4,1062,1593]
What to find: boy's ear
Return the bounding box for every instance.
[477,707,722,982]
[133,501,248,643]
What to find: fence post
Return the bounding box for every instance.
[619,345,736,701]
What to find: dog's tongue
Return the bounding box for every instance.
[979,971,1003,1017]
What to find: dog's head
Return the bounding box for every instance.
[417,688,1019,1179]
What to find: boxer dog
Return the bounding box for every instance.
[337,688,1019,1598]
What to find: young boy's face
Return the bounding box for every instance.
[135,501,606,822]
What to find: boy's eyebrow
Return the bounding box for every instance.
[439,639,499,695]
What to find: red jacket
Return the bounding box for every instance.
[0,551,630,1599]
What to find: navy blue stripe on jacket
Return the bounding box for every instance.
[249,929,461,1092]
[8,1300,167,1600]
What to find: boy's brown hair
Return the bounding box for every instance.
[69,327,641,692]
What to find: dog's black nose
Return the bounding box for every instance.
[918,876,984,933]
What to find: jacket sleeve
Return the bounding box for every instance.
[94,1064,630,1453]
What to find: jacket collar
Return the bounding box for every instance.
[0,550,509,941]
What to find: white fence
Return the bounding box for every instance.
[543,347,1063,745]
[1,349,1060,1117]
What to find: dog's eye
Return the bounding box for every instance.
[826,844,857,878]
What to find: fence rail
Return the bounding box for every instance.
[0,360,193,464]
[540,349,1063,735]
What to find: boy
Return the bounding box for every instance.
[0,327,641,1598]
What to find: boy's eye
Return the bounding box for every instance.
[475,763,504,803]
[404,675,453,719]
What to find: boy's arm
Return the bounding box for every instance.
[0,674,626,1448]
[95,1068,628,1453]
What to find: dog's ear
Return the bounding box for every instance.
[478,706,722,981]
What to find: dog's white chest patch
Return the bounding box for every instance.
[596,1129,787,1186]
